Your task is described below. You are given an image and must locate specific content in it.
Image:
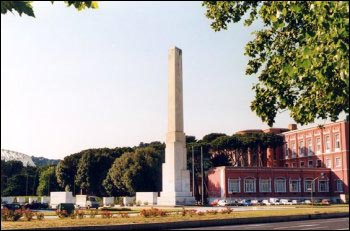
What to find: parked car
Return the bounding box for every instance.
[303,199,312,205]
[217,199,231,206]
[272,199,281,205]
[56,203,75,216]
[239,199,252,206]
[210,199,219,206]
[86,196,99,209]
[280,199,293,205]
[292,199,302,205]
[23,202,49,210]
[1,203,23,211]
[262,199,271,206]
[320,199,331,205]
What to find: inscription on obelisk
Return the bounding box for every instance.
[158,47,195,205]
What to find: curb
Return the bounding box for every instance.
[11,212,350,230]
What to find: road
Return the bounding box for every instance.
[174,217,349,230]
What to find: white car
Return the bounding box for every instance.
[262,199,271,206]
[280,199,293,205]
[217,200,230,206]
[272,199,281,205]
[292,200,301,205]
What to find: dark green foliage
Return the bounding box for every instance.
[37,166,61,196]
[1,161,40,196]
[202,133,228,143]
[56,147,129,196]
[203,1,349,126]
[186,136,197,143]
[1,1,98,17]
[1,1,34,17]
[103,147,163,196]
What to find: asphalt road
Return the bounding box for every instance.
[174,217,349,230]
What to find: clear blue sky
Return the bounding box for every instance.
[1,1,321,159]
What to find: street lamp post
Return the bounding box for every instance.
[310,173,324,206]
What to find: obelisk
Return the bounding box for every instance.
[158,47,195,205]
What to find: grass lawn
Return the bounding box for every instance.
[2,205,348,230]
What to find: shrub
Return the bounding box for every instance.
[101,210,113,218]
[36,212,44,220]
[197,211,205,216]
[143,201,149,206]
[181,208,197,217]
[220,207,233,214]
[70,212,77,219]
[1,208,11,221]
[12,209,23,221]
[56,210,68,218]
[75,210,85,219]
[119,212,130,218]
[23,209,34,221]
[88,210,98,218]
[206,210,218,215]
[140,208,167,217]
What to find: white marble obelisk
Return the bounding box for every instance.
[158,47,195,206]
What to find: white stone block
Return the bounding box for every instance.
[1,197,15,204]
[50,191,74,208]
[17,197,25,204]
[136,192,158,205]
[123,197,135,206]
[41,196,50,204]
[28,197,38,204]
[103,197,114,206]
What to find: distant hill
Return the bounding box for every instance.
[31,156,60,167]
[1,149,60,167]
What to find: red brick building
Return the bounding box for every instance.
[207,120,349,203]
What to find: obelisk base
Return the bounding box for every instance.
[157,192,196,206]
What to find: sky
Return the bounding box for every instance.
[1,1,337,159]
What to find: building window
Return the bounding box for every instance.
[292,162,297,168]
[317,160,322,167]
[244,178,256,193]
[285,144,289,159]
[300,161,305,168]
[259,179,271,192]
[285,163,289,167]
[228,178,240,193]
[316,137,321,154]
[318,180,329,192]
[292,142,296,158]
[325,135,330,152]
[289,179,301,192]
[304,179,315,192]
[336,180,343,192]
[326,158,331,168]
[307,139,313,156]
[299,141,305,156]
[335,157,341,167]
[308,160,313,167]
[334,134,340,151]
[275,178,286,192]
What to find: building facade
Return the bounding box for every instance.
[207,120,349,202]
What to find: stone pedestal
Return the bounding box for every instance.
[158,47,195,206]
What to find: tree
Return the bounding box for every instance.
[75,153,92,195]
[56,147,128,196]
[203,1,349,126]
[56,153,82,194]
[37,166,61,196]
[103,147,163,196]
[1,1,98,17]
